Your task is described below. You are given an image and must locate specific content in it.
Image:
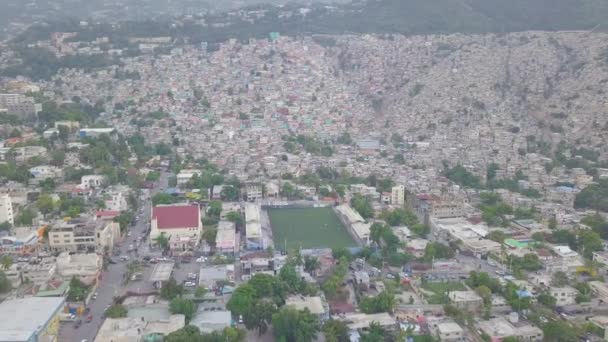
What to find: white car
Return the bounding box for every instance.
[187,272,198,280]
[196,257,207,263]
[184,281,196,287]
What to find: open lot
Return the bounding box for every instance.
[421,281,466,304]
[268,207,355,251]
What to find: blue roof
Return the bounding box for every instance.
[555,186,575,193]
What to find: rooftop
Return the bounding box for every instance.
[152,204,200,229]
[285,295,326,315]
[0,297,65,341]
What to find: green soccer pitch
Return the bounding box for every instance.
[268,207,356,251]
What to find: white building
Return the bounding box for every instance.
[390,185,405,206]
[549,286,578,306]
[176,169,201,186]
[334,204,371,245]
[151,204,202,250]
[245,203,262,249]
[0,193,14,225]
[246,184,263,202]
[81,175,106,189]
[56,252,102,281]
[215,221,237,254]
[434,321,465,341]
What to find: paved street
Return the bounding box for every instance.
[58,172,168,341]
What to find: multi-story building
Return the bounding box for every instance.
[81,175,105,189]
[0,93,37,117]
[549,286,578,306]
[150,204,202,250]
[0,193,14,225]
[390,185,405,206]
[246,184,263,202]
[434,321,465,342]
[215,221,236,254]
[48,221,97,252]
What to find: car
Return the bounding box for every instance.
[119,256,129,261]
[187,272,198,280]
[196,257,207,263]
[385,274,396,279]
[127,232,132,236]
[238,315,243,324]
[184,281,196,287]
[495,270,505,276]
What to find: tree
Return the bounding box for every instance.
[323,319,350,342]
[105,304,128,318]
[14,208,34,225]
[0,271,11,293]
[220,185,240,201]
[304,256,320,275]
[36,193,55,215]
[243,300,277,336]
[423,242,455,261]
[542,321,578,342]
[207,200,223,218]
[202,228,218,246]
[272,307,320,342]
[475,285,492,306]
[153,232,170,251]
[551,271,569,287]
[537,292,557,308]
[227,284,257,316]
[359,291,395,314]
[160,278,184,300]
[152,193,176,205]
[165,325,203,342]
[351,194,374,219]
[170,298,197,322]
[279,264,303,293]
[578,230,603,259]
[0,222,11,231]
[67,276,89,301]
[195,286,208,298]
[359,322,386,342]
[226,211,243,226]
[0,255,12,270]
[486,230,507,243]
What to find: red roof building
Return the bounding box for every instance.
[152,204,200,229]
[150,204,202,251]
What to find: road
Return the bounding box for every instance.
[58,172,169,342]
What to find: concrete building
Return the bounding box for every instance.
[48,222,97,252]
[461,238,501,257]
[176,169,201,186]
[215,221,237,254]
[95,314,185,342]
[589,281,608,303]
[245,203,262,249]
[390,185,405,205]
[0,93,37,117]
[285,295,329,321]
[21,260,57,286]
[0,297,65,342]
[334,204,370,245]
[81,175,106,189]
[150,204,202,250]
[246,184,263,202]
[55,252,102,283]
[0,193,14,225]
[190,310,232,334]
[478,316,543,341]
[549,286,578,306]
[448,290,483,311]
[79,127,116,138]
[434,321,465,342]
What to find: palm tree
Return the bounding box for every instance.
[154,232,170,251]
[0,255,12,270]
[304,256,320,276]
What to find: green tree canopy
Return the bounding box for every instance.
[272,307,320,342]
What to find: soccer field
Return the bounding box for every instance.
[268,207,355,251]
